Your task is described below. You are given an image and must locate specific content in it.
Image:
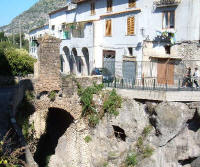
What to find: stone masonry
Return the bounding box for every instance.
[62,75,102,97]
[34,35,62,94]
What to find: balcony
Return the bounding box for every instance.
[154,0,181,7]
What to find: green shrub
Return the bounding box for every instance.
[48,91,56,101]
[136,136,144,152]
[78,84,122,127]
[0,134,25,166]
[103,162,108,167]
[77,83,104,117]
[103,89,122,116]
[16,90,35,141]
[45,155,52,167]
[88,113,100,127]
[0,42,15,76]
[25,90,35,102]
[84,135,92,143]
[143,145,154,158]
[125,152,138,166]
[4,48,36,76]
[142,125,153,138]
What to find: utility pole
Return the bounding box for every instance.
[12,22,14,44]
[19,20,22,49]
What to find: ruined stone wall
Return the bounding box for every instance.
[143,41,200,61]
[31,75,102,138]
[176,42,200,70]
[34,35,62,94]
[177,42,200,61]
[62,75,102,97]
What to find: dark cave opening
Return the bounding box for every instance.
[178,157,197,166]
[34,107,74,167]
[187,111,200,132]
[36,91,48,99]
[112,125,127,141]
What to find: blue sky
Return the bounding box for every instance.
[0,0,39,27]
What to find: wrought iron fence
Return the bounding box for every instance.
[102,60,200,91]
[154,0,181,7]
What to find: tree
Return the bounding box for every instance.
[0,32,7,42]
[0,42,36,76]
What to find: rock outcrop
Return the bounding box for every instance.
[191,157,200,167]
[152,102,194,146]
[30,91,200,167]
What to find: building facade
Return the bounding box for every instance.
[29,0,200,82]
[29,25,49,58]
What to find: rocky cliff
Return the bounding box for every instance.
[0,0,67,34]
[28,87,200,167]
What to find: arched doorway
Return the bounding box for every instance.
[63,46,73,74]
[34,108,74,167]
[82,47,90,75]
[72,48,82,74]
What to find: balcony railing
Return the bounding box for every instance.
[154,0,181,7]
[71,0,88,3]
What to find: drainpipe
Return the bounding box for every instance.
[199,0,200,42]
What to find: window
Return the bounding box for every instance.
[63,31,70,39]
[107,0,112,12]
[129,0,136,8]
[52,25,55,31]
[62,23,65,30]
[127,16,135,35]
[164,45,171,54]
[105,19,112,36]
[91,2,95,15]
[128,47,133,56]
[72,22,85,38]
[162,11,175,29]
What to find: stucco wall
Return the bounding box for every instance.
[49,10,67,38]
[139,0,200,42]
[29,25,49,59]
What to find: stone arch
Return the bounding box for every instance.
[63,46,73,74]
[82,47,90,75]
[72,48,82,74]
[34,107,74,167]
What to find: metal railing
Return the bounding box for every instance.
[102,60,200,91]
[104,77,200,91]
[154,0,181,7]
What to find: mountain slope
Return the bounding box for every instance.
[0,0,67,34]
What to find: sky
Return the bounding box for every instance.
[0,0,39,27]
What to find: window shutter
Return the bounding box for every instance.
[129,0,136,8]
[127,17,135,35]
[106,20,112,36]
[107,0,112,12]
[91,2,95,15]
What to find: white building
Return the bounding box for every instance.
[29,24,49,58]
[55,0,144,78]
[29,0,200,82]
